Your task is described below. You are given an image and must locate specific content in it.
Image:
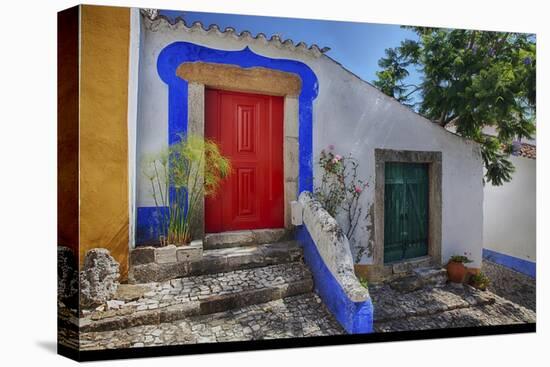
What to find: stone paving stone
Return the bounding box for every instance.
[78,293,344,350]
[482,259,536,312]
[85,262,310,322]
[371,282,536,333]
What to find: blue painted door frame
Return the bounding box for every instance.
[136,42,319,245]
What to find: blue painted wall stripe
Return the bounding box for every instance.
[136,42,319,244]
[483,248,536,279]
[296,226,374,334]
[136,206,168,245]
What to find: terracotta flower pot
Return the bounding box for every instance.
[447,261,467,283]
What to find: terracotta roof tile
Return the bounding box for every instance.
[141,9,331,57]
[518,143,536,159]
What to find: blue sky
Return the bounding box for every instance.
[160,10,421,87]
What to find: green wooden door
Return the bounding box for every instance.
[384,162,429,263]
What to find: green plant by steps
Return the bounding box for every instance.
[358,276,369,289]
[142,135,231,245]
[449,255,473,264]
[469,272,490,290]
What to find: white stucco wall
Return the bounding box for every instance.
[134,15,484,267]
[483,156,536,262]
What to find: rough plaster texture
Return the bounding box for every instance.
[134,15,483,268]
[299,192,369,302]
[80,5,131,278]
[484,156,536,262]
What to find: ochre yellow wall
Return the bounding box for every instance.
[80,5,130,279]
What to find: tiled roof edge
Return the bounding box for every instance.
[140,9,331,57]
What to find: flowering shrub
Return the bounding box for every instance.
[314,145,368,240]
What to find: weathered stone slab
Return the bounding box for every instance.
[176,240,203,262]
[204,231,255,249]
[262,241,303,262]
[130,246,155,265]
[252,228,287,244]
[392,256,433,274]
[155,245,177,264]
[129,242,304,283]
[114,284,152,302]
[389,275,424,292]
[413,267,447,288]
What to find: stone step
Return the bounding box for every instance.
[77,293,344,350]
[129,241,303,284]
[81,262,313,332]
[389,267,448,292]
[371,282,497,323]
[204,229,288,250]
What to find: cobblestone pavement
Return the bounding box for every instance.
[371,282,536,332]
[84,262,311,320]
[482,259,536,312]
[78,293,344,350]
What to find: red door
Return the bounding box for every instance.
[205,89,284,233]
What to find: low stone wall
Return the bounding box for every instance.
[296,192,373,333]
[129,241,203,283]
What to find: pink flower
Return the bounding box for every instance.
[328,144,335,150]
[355,186,363,194]
[334,154,342,161]
[332,158,339,164]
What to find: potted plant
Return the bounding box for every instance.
[446,253,473,283]
[143,134,231,246]
[469,272,490,290]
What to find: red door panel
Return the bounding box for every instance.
[205,89,284,233]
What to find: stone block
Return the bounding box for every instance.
[413,267,448,288]
[284,97,299,138]
[252,228,287,244]
[176,240,203,262]
[130,246,155,265]
[284,137,299,182]
[190,256,228,275]
[392,256,432,274]
[204,231,255,249]
[226,252,264,268]
[291,200,303,225]
[155,245,177,264]
[389,275,424,292]
[114,284,152,302]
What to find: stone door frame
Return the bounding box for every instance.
[181,64,301,237]
[371,148,442,281]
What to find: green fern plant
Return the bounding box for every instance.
[143,134,231,245]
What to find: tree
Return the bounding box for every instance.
[374,27,536,185]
